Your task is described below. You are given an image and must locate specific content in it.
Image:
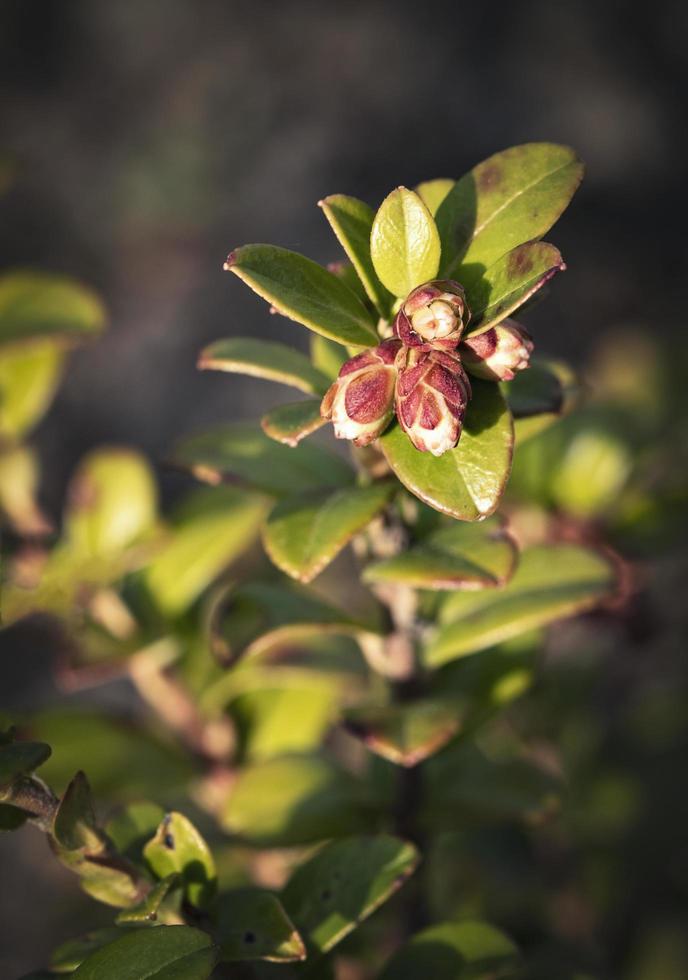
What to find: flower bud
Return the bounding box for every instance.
[461,319,534,381]
[394,280,469,350]
[320,339,401,446]
[395,347,471,456]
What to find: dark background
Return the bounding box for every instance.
[0,0,686,975]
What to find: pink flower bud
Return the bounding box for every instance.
[320,339,401,446]
[395,347,471,456]
[394,280,469,350]
[461,319,534,381]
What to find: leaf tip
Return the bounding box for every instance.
[224,250,239,270]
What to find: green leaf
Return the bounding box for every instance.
[370,187,441,298]
[283,835,419,954]
[225,244,378,347]
[106,801,165,863]
[63,449,158,559]
[143,811,217,908]
[549,430,633,519]
[0,340,64,439]
[231,681,338,760]
[0,740,51,791]
[319,194,394,317]
[426,544,616,666]
[261,399,325,447]
[51,928,130,972]
[508,359,579,443]
[53,771,106,853]
[379,919,519,980]
[436,143,583,276]
[144,485,268,616]
[70,926,217,980]
[221,754,367,845]
[0,445,52,536]
[263,482,394,582]
[465,241,565,332]
[363,519,517,590]
[344,700,462,766]
[310,334,346,381]
[0,271,106,348]
[379,380,514,520]
[216,888,306,962]
[116,874,181,925]
[173,422,354,495]
[198,337,330,395]
[414,178,455,216]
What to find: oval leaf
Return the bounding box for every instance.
[414,178,455,216]
[370,187,441,298]
[217,888,306,963]
[379,380,514,520]
[198,337,330,395]
[263,483,394,582]
[0,271,105,348]
[379,919,519,980]
[70,925,217,980]
[436,143,583,276]
[261,399,325,447]
[143,811,216,908]
[426,544,616,666]
[225,245,378,347]
[0,340,64,439]
[320,194,393,316]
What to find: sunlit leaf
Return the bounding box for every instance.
[261,399,325,447]
[115,875,181,925]
[0,271,105,348]
[198,337,330,395]
[231,681,338,760]
[143,811,217,908]
[371,187,441,298]
[0,340,65,439]
[216,889,306,962]
[344,699,463,766]
[415,178,455,216]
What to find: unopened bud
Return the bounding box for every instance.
[461,319,534,381]
[320,339,401,446]
[395,347,471,456]
[394,280,469,350]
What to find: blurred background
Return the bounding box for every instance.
[1,0,686,976]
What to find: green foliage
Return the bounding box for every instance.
[70,926,217,979]
[370,187,441,298]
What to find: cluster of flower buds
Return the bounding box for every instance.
[320,279,533,456]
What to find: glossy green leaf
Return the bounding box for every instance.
[225,244,378,347]
[320,194,393,317]
[263,482,394,582]
[70,926,217,980]
[0,740,51,791]
[198,337,330,395]
[63,449,158,559]
[106,801,165,863]
[370,187,441,298]
[0,271,105,348]
[51,928,131,972]
[426,544,616,666]
[415,178,455,216]
[144,485,267,616]
[310,334,346,381]
[221,754,367,845]
[379,380,514,520]
[173,422,354,495]
[0,340,65,439]
[283,835,419,954]
[116,875,181,925]
[143,811,217,908]
[261,399,325,447]
[216,889,306,962]
[379,919,519,980]
[53,771,106,853]
[231,682,338,760]
[363,519,517,590]
[345,700,462,766]
[436,143,583,276]
[465,241,564,332]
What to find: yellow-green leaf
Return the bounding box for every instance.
[143,811,217,908]
[198,337,330,395]
[0,340,64,439]
[261,399,325,447]
[370,187,441,298]
[0,271,105,348]
[414,178,455,216]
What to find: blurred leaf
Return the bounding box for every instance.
[198,337,330,395]
[380,380,513,520]
[415,178,455,216]
[0,445,52,535]
[550,430,633,518]
[465,242,564,331]
[261,399,325,447]
[51,928,130,972]
[371,187,441,298]
[320,194,393,317]
[216,888,306,963]
[345,699,463,766]
[144,485,267,616]
[63,449,158,559]
[221,754,367,845]
[53,771,106,853]
[0,271,105,348]
[436,143,583,276]
[173,422,354,494]
[363,518,518,590]
[106,801,165,863]
[231,681,338,760]
[70,925,217,979]
[225,244,378,347]
[426,544,615,666]
[143,811,217,908]
[283,835,418,954]
[0,739,51,790]
[116,874,181,925]
[379,919,519,979]
[310,334,346,381]
[0,339,64,439]
[263,482,394,582]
